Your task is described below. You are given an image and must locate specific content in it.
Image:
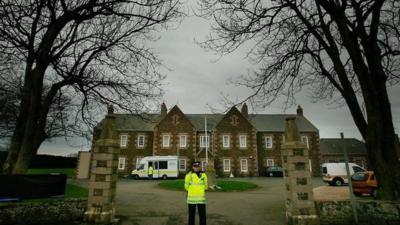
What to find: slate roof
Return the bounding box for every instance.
[99,113,319,133]
[320,138,367,155]
[247,114,318,132]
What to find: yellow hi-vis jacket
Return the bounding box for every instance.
[148,166,154,175]
[185,172,208,204]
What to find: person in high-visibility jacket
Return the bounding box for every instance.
[185,161,208,225]
[148,164,154,180]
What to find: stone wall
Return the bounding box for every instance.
[0,199,86,225]
[316,200,400,225]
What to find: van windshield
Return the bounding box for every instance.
[352,166,365,173]
[137,164,144,170]
[322,166,327,174]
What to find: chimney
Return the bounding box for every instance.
[296,105,303,117]
[241,103,248,118]
[161,102,167,117]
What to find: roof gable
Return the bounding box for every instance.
[215,106,255,130]
[155,105,195,130]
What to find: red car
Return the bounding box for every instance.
[351,171,377,197]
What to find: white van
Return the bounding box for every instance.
[321,162,366,186]
[131,156,179,179]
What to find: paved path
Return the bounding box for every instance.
[114,177,327,225]
[70,177,350,225]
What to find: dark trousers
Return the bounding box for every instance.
[188,204,206,225]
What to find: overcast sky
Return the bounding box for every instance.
[37,2,400,156]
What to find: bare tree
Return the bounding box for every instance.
[198,0,400,200]
[0,0,183,174]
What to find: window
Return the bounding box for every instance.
[301,135,309,148]
[266,159,274,167]
[118,157,126,170]
[162,134,170,147]
[240,159,248,172]
[200,135,209,148]
[179,159,186,171]
[201,161,207,171]
[352,172,367,181]
[265,136,273,149]
[282,134,285,144]
[180,135,187,148]
[159,161,168,169]
[223,135,230,148]
[352,166,365,173]
[137,135,145,147]
[136,157,143,169]
[120,135,128,147]
[223,159,231,172]
[239,135,247,148]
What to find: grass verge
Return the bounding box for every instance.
[158,179,258,192]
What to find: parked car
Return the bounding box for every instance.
[266,166,283,177]
[351,171,377,197]
[321,162,365,186]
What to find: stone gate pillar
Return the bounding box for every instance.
[84,108,119,224]
[282,117,319,225]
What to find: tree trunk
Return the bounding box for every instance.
[363,78,400,200]
[3,64,48,174]
[365,122,400,200]
[2,126,25,174]
[2,69,34,174]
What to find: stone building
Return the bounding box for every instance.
[320,138,369,169]
[93,103,321,177]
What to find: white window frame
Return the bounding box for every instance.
[120,135,128,148]
[200,135,209,148]
[137,135,145,148]
[223,135,230,148]
[179,159,186,171]
[266,158,274,167]
[179,135,187,148]
[301,135,309,148]
[240,159,248,172]
[223,159,231,172]
[162,134,170,147]
[239,135,247,148]
[118,157,126,170]
[265,136,273,149]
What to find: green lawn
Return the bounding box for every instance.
[158,179,258,192]
[27,168,76,178]
[64,183,89,198]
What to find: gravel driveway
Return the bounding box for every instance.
[114,177,329,225]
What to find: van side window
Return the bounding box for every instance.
[352,166,364,173]
[322,167,327,174]
[159,161,168,169]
